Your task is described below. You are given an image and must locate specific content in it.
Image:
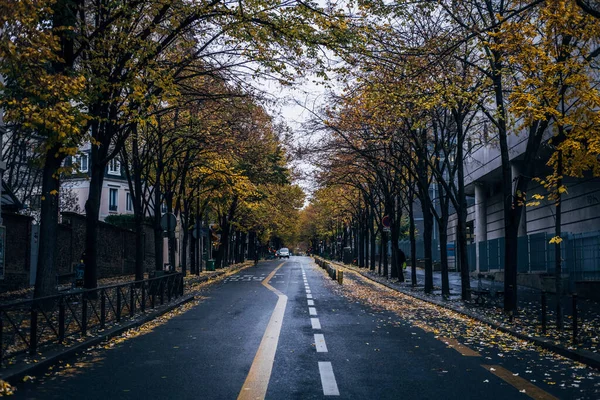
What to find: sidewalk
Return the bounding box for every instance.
[324,258,600,370]
[0,262,252,385]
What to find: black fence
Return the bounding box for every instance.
[0,272,184,366]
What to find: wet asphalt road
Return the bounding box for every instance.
[10,257,598,399]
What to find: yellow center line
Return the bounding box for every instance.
[439,337,481,357]
[238,262,287,400]
[482,365,558,400]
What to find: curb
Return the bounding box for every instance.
[318,257,600,370]
[0,294,196,385]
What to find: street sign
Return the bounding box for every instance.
[382,215,391,232]
[160,213,177,232]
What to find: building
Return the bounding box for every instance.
[63,145,134,219]
[446,129,600,294]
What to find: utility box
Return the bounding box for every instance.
[206,259,215,271]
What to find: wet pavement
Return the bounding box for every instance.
[326,259,600,368]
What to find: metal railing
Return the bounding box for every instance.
[0,272,184,366]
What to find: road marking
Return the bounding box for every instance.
[314,333,328,352]
[311,318,321,329]
[237,263,287,400]
[439,338,480,357]
[307,294,313,299]
[481,365,558,400]
[309,307,317,316]
[307,300,314,306]
[318,362,340,396]
[306,290,312,294]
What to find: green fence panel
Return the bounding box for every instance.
[478,241,488,272]
[570,231,600,282]
[488,238,501,270]
[467,243,477,272]
[529,233,549,272]
[517,236,530,273]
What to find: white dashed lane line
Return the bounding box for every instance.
[318,362,340,396]
[311,318,321,330]
[314,334,328,352]
[303,263,340,396]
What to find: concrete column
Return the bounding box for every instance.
[511,163,528,236]
[474,183,487,272]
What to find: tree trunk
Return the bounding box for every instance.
[358,212,365,268]
[378,230,383,275]
[439,215,450,297]
[248,231,256,259]
[382,230,388,278]
[362,211,369,267]
[422,198,434,294]
[190,226,196,275]
[181,205,191,276]
[409,197,417,287]
[455,116,471,299]
[215,214,226,269]
[83,157,104,290]
[370,211,376,271]
[555,150,563,330]
[153,179,164,271]
[33,148,63,298]
[241,231,247,262]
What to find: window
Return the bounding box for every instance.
[126,192,133,212]
[109,188,118,211]
[108,159,121,176]
[73,154,88,173]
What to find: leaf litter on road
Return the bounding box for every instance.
[317,265,600,399]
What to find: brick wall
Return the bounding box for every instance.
[0,212,156,292]
[0,213,33,292]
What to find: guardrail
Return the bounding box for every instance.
[314,257,343,285]
[0,272,184,366]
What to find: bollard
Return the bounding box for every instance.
[572,293,578,344]
[338,270,343,285]
[541,291,547,334]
